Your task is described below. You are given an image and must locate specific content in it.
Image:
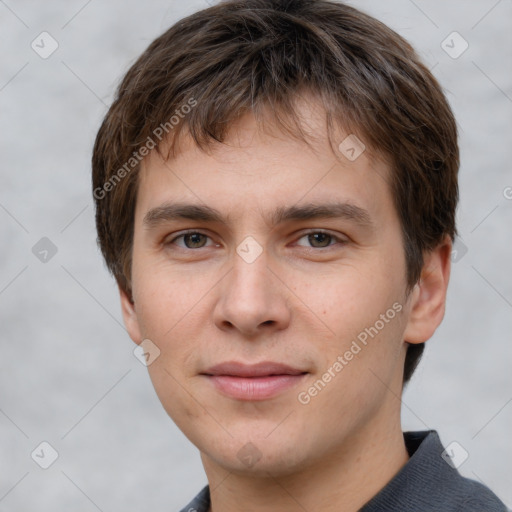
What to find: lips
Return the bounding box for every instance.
[201,361,308,401]
[202,360,307,378]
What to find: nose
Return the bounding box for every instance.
[213,245,291,338]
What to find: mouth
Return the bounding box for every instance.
[200,361,308,401]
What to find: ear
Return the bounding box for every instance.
[118,285,143,345]
[403,235,452,344]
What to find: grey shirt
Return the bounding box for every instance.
[179,430,508,511]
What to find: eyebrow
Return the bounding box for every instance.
[143,201,374,230]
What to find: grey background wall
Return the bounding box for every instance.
[1,0,511,510]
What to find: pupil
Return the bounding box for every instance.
[309,233,330,247]
[186,233,205,248]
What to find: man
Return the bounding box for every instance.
[91,0,508,510]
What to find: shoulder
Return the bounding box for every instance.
[453,476,508,512]
[178,485,210,512]
[400,430,508,512]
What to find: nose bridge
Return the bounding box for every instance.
[229,242,272,307]
[214,239,290,335]
[228,230,269,289]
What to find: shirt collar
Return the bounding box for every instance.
[361,430,465,511]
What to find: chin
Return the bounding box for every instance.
[200,434,314,477]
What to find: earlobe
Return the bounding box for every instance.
[118,285,143,345]
[403,236,452,344]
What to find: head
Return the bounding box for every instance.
[92,0,458,476]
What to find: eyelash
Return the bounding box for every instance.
[165,230,347,251]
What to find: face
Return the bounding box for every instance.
[120,100,446,478]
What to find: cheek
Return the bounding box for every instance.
[136,277,207,429]
[133,257,202,335]
[297,302,406,435]
[131,266,206,390]
[291,257,407,383]
[290,259,402,333]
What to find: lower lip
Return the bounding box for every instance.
[204,374,307,400]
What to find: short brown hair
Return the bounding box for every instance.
[92,0,459,384]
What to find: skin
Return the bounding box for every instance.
[119,97,451,512]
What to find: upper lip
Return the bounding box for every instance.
[202,361,307,377]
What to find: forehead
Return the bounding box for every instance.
[135,101,394,229]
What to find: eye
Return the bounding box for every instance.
[165,230,346,251]
[295,231,345,249]
[167,231,216,249]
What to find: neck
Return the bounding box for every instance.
[201,411,409,512]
